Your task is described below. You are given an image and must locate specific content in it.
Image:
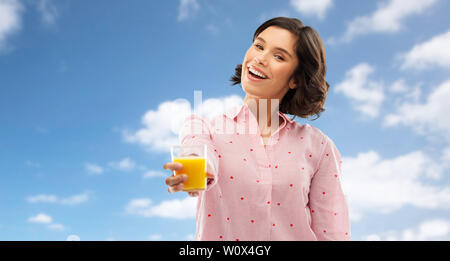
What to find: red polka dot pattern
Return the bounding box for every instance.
[182,109,349,241]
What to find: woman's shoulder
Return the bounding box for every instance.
[290,121,333,144]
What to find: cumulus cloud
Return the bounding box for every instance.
[364,219,450,241]
[143,170,167,179]
[85,157,148,175]
[123,94,243,153]
[205,24,219,36]
[85,163,104,175]
[28,213,52,224]
[177,0,199,22]
[290,0,333,20]
[334,63,385,118]
[108,157,137,172]
[27,192,89,205]
[341,148,450,221]
[28,213,66,231]
[400,30,450,71]
[25,160,41,168]
[125,196,197,220]
[47,223,65,231]
[36,0,58,25]
[148,234,162,241]
[330,0,438,43]
[0,0,23,52]
[66,234,81,241]
[384,80,450,142]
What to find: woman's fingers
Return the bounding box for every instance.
[165,174,187,187]
[188,191,199,197]
[168,183,185,193]
[163,162,211,196]
[163,162,183,171]
[163,162,187,193]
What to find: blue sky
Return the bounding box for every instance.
[1,0,450,241]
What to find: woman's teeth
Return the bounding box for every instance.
[248,66,267,79]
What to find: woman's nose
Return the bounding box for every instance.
[254,54,268,66]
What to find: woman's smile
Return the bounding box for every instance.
[246,65,270,82]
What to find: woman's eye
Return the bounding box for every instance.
[253,44,284,61]
[275,55,284,61]
[254,44,263,50]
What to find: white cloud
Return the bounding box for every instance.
[331,0,437,43]
[48,223,65,231]
[388,79,423,111]
[290,0,333,20]
[341,147,450,221]
[85,163,104,175]
[400,30,450,71]
[25,160,40,168]
[123,98,192,153]
[28,213,52,224]
[334,63,385,118]
[29,213,67,231]
[108,157,137,172]
[66,234,81,241]
[389,78,408,94]
[384,80,450,142]
[37,0,58,25]
[123,94,243,153]
[389,79,423,102]
[205,24,219,35]
[195,95,243,121]
[143,170,167,179]
[125,196,197,220]
[0,0,23,52]
[364,219,450,241]
[27,194,58,203]
[177,0,199,22]
[59,193,89,205]
[27,192,89,205]
[148,234,162,241]
[86,158,148,174]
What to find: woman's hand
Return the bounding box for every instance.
[163,162,187,193]
[163,162,215,197]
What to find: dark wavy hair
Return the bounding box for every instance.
[230,17,329,121]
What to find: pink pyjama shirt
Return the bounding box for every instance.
[178,103,350,241]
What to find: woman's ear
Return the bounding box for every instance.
[288,77,297,90]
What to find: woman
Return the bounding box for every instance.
[163,17,350,241]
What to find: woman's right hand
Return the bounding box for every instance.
[163,162,187,193]
[163,162,200,197]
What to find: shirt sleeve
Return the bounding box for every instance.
[308,135,351,240]
[178,114,219,191]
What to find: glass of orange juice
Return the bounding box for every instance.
[170,144,207,191]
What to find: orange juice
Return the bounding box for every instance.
[173,156,206,191]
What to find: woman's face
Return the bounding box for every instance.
[241,26,299,101]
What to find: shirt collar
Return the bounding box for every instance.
[225,103,295,124]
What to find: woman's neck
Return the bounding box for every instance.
[243,96,282,136]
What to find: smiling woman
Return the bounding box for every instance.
[163,17,350,241]
[231,17,329,121]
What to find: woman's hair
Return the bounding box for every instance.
[230,17,329,121]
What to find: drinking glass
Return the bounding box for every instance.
[170,144,207,191]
